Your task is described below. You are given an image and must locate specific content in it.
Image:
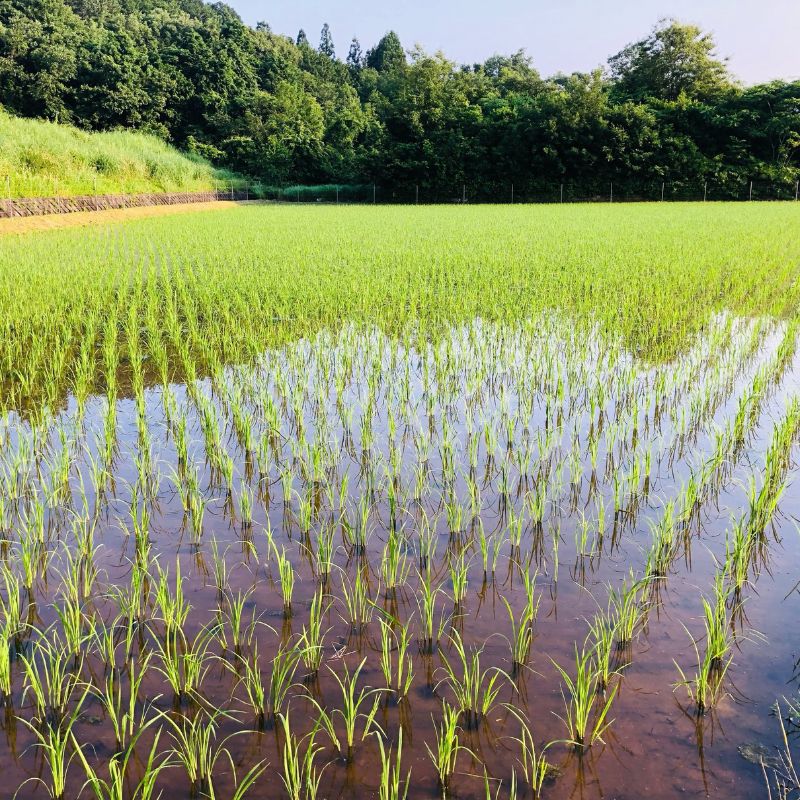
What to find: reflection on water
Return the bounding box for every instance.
[1,314,798,799]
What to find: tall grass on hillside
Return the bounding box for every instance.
[0,111,246,198]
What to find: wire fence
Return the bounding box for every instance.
[1,178,798,219]
[266,178,800,204]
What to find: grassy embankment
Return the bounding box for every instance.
[0,110,248,198]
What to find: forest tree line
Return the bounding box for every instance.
[1,0,799,198]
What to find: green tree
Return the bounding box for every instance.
[319,23,335,59]
[366,31,406,73]
[608,19,732,102]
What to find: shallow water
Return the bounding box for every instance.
[1,314,798,799]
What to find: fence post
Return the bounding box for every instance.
[336,185,339,204]
[661,182,665,202]
[373,183,376,205]
[610,182,613,203]
[415,185,419,205]
[462,184,466,204]
[511,183,514,204]
[703,182,707,202]
[749,180,753,201]
[560,183,564,204]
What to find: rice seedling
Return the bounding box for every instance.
[505,706,556,799]
[551,643,618,751]
[74,726,171,800]
[299,589,329,677]
[154,560,191,637]
[15,688,89,800]
[215,586,255,654]
[437,630,505,729]
[95,652,157,751]
[154,625,214,705]
[425,701,466,795]
[609,570,646,650]
[376,728,411,800]
[276,547,295,615]
[278,711,326,800]
[339,567,375,631]
[20,632,83,727]
[160,707,238,798]
[314,657,384,759]
[232,640,302,729]
[377,615,415,701]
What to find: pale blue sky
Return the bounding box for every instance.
[225,0,799,84]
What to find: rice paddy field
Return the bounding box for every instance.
[0,202,799,800]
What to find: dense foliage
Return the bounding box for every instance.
[1,1,798,198]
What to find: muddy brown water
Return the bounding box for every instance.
[1,318,798,799]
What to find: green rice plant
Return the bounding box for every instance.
[232,640,301,729]
[278,711,326,800]
[299,589,329,677]
[187,482,208,545]
[609,570,646,649]
[214,586,255,654]
[437,630,505,729]
[646,500,677,578]
[416,509,437,571]
[425,701,466,795]
[725,517,753,593]
[586,609,618,691]
[448,549,471,605]
[501,588,539,675]
[376,728,410,800]
[526,482,547,528]
[276,547,295,615]
[15,686,89,800]
[377,616,414,701]
[505,706,555,799]
[20,632,83,727]
[160,707,238,798]
[703,571,735,672]
[154,560,191,637]
[154,625,214,705]
[551,643,618,751]
[673,625,732,716]
[339,567,375,631]
[381,528,411,593]
[314,657,384,759]
[313,521,336,582]
[74,723,170,800]
[415,570,447,654]
[95,652,157,751]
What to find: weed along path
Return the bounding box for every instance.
[0,199,239,235]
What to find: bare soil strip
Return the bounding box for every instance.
[0,200,237,235]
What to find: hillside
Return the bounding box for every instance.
[0,112,246,199]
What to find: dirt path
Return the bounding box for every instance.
[0,200,238,236]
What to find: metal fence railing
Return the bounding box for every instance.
[264,179,800,205]
[2,179,798,219]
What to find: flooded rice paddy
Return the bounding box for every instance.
[0,205,799,799]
